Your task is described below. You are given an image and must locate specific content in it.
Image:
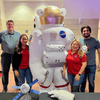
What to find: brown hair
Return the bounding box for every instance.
[16,34,28,54]
[71,39,84,58]
[81,25,91,33]
[6,20,14,25]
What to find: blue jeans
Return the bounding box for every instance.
[17,67,33,86]
[68,72,85,92]
[80,64,96,92]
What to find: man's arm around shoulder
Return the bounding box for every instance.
[0,30,7,44]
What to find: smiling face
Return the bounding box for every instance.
[20,35,28,46]
[6,22,14,33]
[71,41,79,52]
[82,28,91,39]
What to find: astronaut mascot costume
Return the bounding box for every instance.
[29,6,74,93]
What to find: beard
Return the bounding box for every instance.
[83,34,90,38]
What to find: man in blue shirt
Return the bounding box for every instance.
[80,25,100,92]
[0,20,21,93]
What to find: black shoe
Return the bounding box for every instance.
[2,89,7,93]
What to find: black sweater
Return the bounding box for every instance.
[12,45,29,71]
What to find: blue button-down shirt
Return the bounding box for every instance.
[0,30,21,54]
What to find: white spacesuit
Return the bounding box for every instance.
[29,6,74,93]
[33,15,41,29]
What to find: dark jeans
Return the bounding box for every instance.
[1,52,19,90]
[17,67,33,86]
[68,72,84,92]
[80,64,96,92]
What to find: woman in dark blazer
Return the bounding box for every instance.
[13,34,32,86]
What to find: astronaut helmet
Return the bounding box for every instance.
[37,6,66,25]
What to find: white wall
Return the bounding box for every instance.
[1,0,100,20]
[63,0,100,19]
[4,1,63,20]
[3,0,100,19]
[0,0,99,40]
[0,0,6,30]
[2,0,63,36]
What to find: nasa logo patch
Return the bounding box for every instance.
[74,55,77,58]
[59,30,66,38]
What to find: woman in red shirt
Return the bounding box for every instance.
[13,34,32,87]
[62,39,87,92]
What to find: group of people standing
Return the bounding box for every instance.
[0,20,100,93]
[0,20,32,93]
[63,26,100,92]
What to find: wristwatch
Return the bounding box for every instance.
[78,73,81,76]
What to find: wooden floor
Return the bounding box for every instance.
[0,68,100,93]
[0,69,40,93]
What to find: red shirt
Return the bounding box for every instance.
[19,46,29,69]
[66,50,87,75]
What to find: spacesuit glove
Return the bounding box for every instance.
[48,90,75,100]
[50,94,57,98]
[48,90,58,97]
[48,90,65,100]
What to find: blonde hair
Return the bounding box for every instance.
[71,39,84,58]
